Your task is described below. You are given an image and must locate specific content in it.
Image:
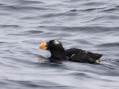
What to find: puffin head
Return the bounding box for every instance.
[39,40,63,51]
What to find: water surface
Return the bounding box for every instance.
[0,0,119,89]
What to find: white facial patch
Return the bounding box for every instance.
[53,40,60,45]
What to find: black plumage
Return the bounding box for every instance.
[46,40,67,62]
[66,48,102,64]
[40,40,102,64]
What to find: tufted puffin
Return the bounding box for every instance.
[39,40,102,64]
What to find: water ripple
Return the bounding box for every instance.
[0,0,119,89]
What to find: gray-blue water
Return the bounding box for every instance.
[0,0,119,89]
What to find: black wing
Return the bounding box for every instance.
[66,48,102,64]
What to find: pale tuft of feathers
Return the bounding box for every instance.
[53,40,60,45]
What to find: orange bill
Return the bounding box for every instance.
[39,42,47,50]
